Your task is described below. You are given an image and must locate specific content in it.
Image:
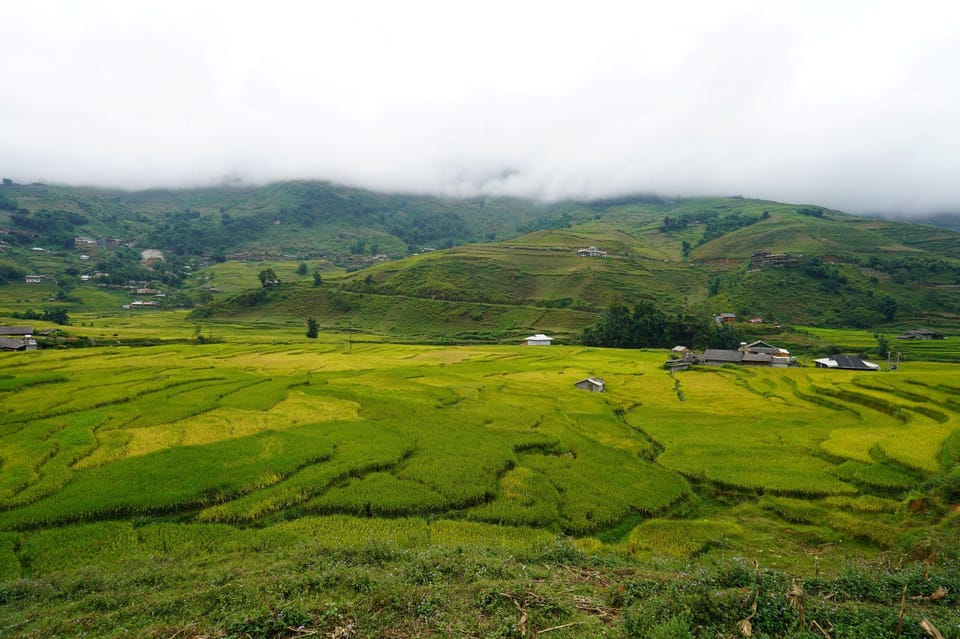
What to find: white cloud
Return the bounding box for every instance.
[2,0,959,214]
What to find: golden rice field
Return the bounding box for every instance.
[1,339,957,572]
[1,337,960,638]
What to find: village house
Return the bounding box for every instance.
[574,377,605,392]
[577,246,607,257]
[125,300,160,309]
[0,326,38,351]
[896,328,943,340]
[74,236,97,247]
[25,274,46,283]
[713,313,736,324]
[702,349,743,365]
[523,333,553,346]
[814,355,881,371]
[140,249,165,264]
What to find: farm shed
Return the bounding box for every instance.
[523,333,553,346]
[896,329,943,340]
[574,377,605,392]
[25,274,46,283]
[814,355,880,370]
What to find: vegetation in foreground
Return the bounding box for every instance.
[0,332,958,637]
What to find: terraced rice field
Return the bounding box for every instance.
[1,342,957,558]
[1,340,959,637]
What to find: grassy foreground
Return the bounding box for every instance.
[1,337,958,637]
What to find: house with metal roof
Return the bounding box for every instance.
[574,377,605,392]
[814,355,880,370]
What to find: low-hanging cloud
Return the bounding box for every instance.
[1,1,959,215]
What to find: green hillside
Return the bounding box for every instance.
[3,181,960,339]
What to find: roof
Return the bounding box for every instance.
[818,355,881,370]
[703,349,743,363]
[671,345,689,352]
[0,326,33,336]
[524,333,552,341]
[896,329,940,339]
[0,337,27,349]
[742,352,772,363]
[575,377,605,387]
[744,340,776,350]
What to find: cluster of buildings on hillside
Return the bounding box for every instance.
[666,340,883,372]
[749,249,802,269]
[666,340,800,371]
[23,240,165,287]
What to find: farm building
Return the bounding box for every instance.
[814,355,881,371]
[896,328,943,340]
[702,349,743,365]
[523,333,553,346]
[577,246,607,257]
[0,326,38,351]
[574,377,605,392]
[140,249,165,264]
[25,274,46,283]
[713,313,736,324]
[670,345,690,359]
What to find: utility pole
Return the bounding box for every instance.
[887,351,901,371]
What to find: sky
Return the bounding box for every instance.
[2,1,959,215]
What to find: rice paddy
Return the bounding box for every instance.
[1,337,958,636]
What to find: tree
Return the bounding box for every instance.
[258,268,278,288]
[306,317,319,339]
[42,307,70,325]
[297,262,308,276]
[877,295,899,322]
[312,271,323,287]
[875,333,889,358]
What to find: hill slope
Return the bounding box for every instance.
[2,181,959,338]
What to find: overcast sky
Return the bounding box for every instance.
[2,1,959,215]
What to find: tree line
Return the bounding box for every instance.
[578,301,744,350]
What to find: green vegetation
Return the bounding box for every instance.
[3,182,959,339]
[0,334,957,636]
[1,182,960,635]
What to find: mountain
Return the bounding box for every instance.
[2,181,959,339]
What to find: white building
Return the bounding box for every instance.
[523,333,553,346]
[577,246,607,257]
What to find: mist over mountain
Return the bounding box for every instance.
[2,2,960,216]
